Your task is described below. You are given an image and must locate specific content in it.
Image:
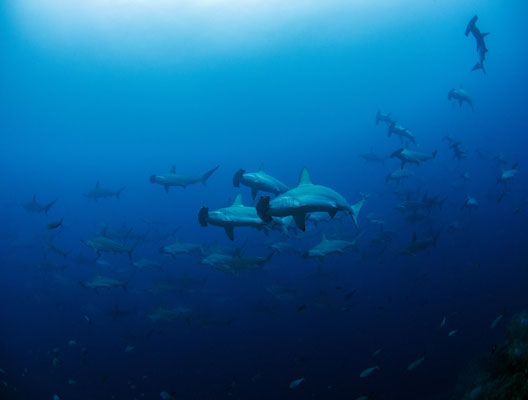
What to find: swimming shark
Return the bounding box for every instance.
[147,306,192,324]
[256,168,365,232]
[80,275,130,293]
[158,240,203,258]
[497,163,519,184]
[22,195,57,215]
[390,148,437,169]
[400,232,439,256]
[198,193,267,240]
[386,168,414,183]
[83,182,125,200]
[150,165,219,193]
[448,89,473,108]
[461,195,479,211]
[82,235,135,259]
[233,165,289,200]
[375,109,394,126]
[465,15,489,73]
[212,249,273,274]
[388,122,417,145]
[359,147,388,164]
[303,233,362,263]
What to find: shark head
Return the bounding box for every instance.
[198,207,209,227]
[390,148,404,158]
[149,174,157,184]
[232,169,245,187]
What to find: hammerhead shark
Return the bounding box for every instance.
[150,165,219,193]
[233,164,289,200]
[22,195,57,215]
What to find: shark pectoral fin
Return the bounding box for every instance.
[292,212,306,232]
[224,226,234,241]
[251,187,258,200]
[328,209,337,219]
[164,185,169,193]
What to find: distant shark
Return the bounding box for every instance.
[198,193,267,240]
[465,15,489,74]
[150,165,219,193]
[233,164,289,200]
[461,195,479,211]
[82,235,135,259]
[303,233,362,263]
[390,148,437,169]
[359,147,388,164]
[375,109,394,126]
[497,163,519,184]
[400,232,439,256]
[448,88,473,108]
[83,182,125,200]
[388,122,417,145]
[256,168,365,231]
[22,195,57,215]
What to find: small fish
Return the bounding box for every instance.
[296,305,306,313]
[440,316,446,328]
[289,377,305,389]
[407,356,425,371]
[496,192,506,203]
[359,366,379,378]
[448,330,457,337]
[47,218,63,230]
[490,314,503,329]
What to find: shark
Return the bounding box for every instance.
[199,252,233,268]
[158,240,203,258]
[198,193,267,240]
[83,182,125,200]
[211,249,273,274]
[375,109,394,126]
[82,235,135,259]
[390,148,437,169]
[461,195,479,211]
[448,89,473,108]
[400,232,439,255]
[386,168,414,183]
[233,165,289,200]
[22,195,57,215]
[388,122,417,145]
[256,168,365,232]
[303,233,362,263]
[465,15,489,73]
[150,165,219,193]
[80,275,130,292]
[359,147,388,164]
[498,163,519,184]
[147,306,192,324]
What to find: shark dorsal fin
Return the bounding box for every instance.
[170,166,176,174]
[232,194,244,207]
[412,232,417,242]
[297,168,313,187]
[258,164,265,172]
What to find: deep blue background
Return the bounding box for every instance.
[1,1,528,398]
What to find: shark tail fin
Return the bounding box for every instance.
[45,199,57,215]
[350,195,366,231]
[201,165,220,186]
[116,187,126,199]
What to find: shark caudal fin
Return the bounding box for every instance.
[233,169,245,187]
[201,165,220,186]
[256,196,272,223]
[198,206,209,227]
[116,187,126,200]
[45,199,57,215]
[350,196,366,231]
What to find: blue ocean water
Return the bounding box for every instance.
[1,0,528,398]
